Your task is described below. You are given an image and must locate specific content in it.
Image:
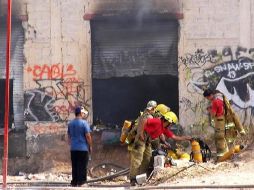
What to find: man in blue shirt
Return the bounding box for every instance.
[68,106,92,186]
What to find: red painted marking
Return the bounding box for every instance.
[26,63,77,80]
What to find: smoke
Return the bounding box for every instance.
[0,0,22,17]
[136,0,153,23]
[90,0,180,17]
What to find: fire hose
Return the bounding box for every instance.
[87,168,129,183]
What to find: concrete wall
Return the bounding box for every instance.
[21,0,92,172]
[23,0,92,123]
[178,0,254,137]
[0,0,92,172]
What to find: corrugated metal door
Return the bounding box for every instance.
[91,19,179,125]
[0,20,24,129]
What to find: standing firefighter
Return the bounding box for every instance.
[128,100,157,186]
[203,89,246,159]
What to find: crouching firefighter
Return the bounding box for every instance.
[144,111,192,153]
[203,88,246,159]
[130,111,191,186]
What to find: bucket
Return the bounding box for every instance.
[136,173,147,185]
[154,155,165,168]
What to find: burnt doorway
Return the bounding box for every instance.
[91,19,179,126]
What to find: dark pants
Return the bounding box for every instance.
[71,150,89,186]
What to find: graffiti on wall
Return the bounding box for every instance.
[179,97,207,114]
[179,46,254,117]
[25,63,90,122]
[26,64,77,80]
[178,49,217,70]
[204,57,254,109]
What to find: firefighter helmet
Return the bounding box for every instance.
[163,111,178,124]
[146,100,157,110]
[155,104,170,115]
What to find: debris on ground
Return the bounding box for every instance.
[1,143,254,188]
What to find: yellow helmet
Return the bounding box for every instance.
[163,111,178,124]
[155,104,170,115]
[180,153,190,160]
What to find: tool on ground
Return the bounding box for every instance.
[190,138,211,163]
[153,155,165,169]
[190,139,203,163]
[136,173,147,185]
[217,145,244,162]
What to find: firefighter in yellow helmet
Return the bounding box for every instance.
[165,111,178,124]
[151,104,171,149]
[154,111,181,150]
[143,111,192,153]
[155,104,170,117]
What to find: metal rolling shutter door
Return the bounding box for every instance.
[0,20,24,129]
[91,20,179,79]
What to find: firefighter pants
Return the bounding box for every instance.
[129,139,152,180]
[214,116,229,157]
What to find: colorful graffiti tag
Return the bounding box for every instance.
[24,63,90,122]
[26,63,77,80]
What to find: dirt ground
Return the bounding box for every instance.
[91,142,254,187]
[150,145,254,186]
[2,141,254,189]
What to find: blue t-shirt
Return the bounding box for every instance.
[67,118,91,151]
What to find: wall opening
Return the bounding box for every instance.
[91,18,179,126]
[0,79,13,129]
[0,19,25,130]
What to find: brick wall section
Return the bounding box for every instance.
[23,0,92,124]
[179,0,240,132]
[179,0,254,137]
[21,0,92,171]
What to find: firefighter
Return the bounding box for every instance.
[129,109,191,186]
[128,100,157,186]
[203,89,228,158]
[144,111,192,166]
[154,104,170,117]
[144,111,191,143]
[151,104,171,150]
[203,88,246,159]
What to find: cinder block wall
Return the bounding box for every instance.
[20,0,92,172]
[178,0,254,138]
